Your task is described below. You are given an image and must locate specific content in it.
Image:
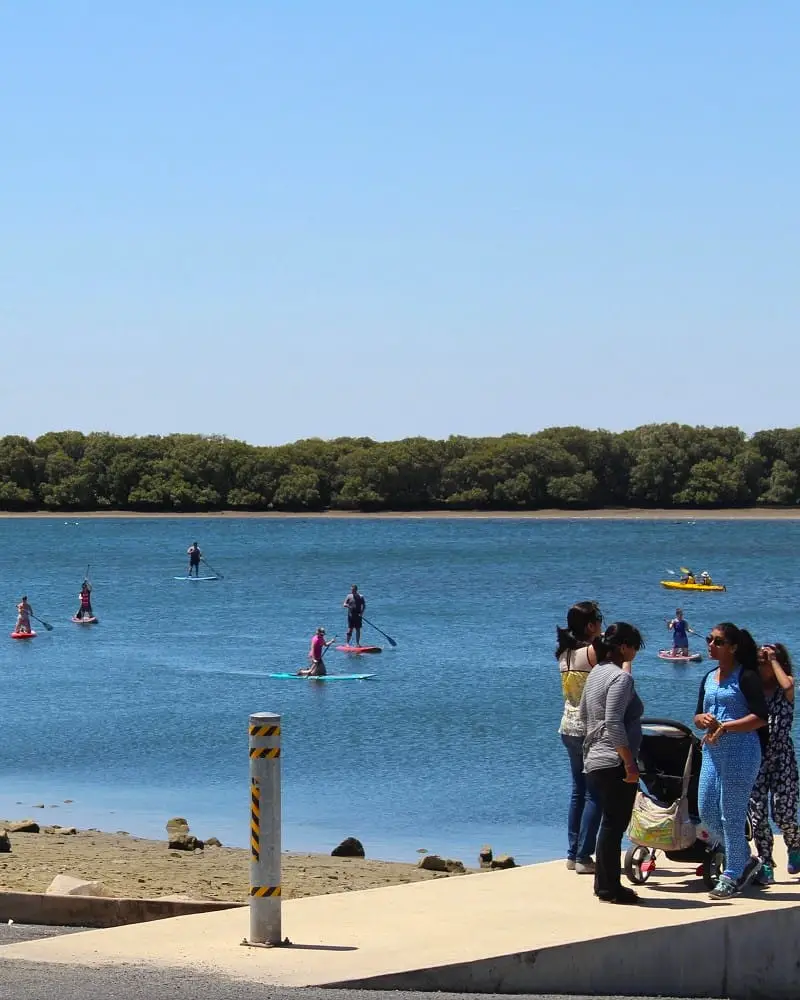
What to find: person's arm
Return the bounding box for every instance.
[769,653,794,702]
[667,619,675,632]
[694,670,716,729]
[604,674,638,779]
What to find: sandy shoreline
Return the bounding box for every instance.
[0,508,798,520]
[0,825,472,902]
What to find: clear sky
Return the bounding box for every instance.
[2,2,797,444]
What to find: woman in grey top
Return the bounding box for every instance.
[580,622,645,905]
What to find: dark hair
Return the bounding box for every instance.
[592,622,645,665]
[715,622,759,672]
[766,642,793,676]
[555,601,602,660]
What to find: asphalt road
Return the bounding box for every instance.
[0,926,722,1000]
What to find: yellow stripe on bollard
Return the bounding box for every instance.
[250,781,260,862]
[250,886,281,897]
[249,747,281,759]
[248,725,281,737]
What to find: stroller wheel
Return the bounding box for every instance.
[624,845,655,885]
[703,848,725,889]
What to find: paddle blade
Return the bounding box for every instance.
[41,621,54,631]
[679,567,691,574]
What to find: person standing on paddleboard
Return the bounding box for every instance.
[15,596,33,634]
[343,584,366,647]
[187,542,202,578]
[667,609,698,656]
[75,580,93,620]
[298,627,334,677]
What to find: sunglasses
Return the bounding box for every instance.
[706,635,728,647]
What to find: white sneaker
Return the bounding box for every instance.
[565,859,576,870]
[575,860,596,874]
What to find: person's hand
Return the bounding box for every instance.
[696,713,716,730]
[623,763,640,784]
[704,721,725,745]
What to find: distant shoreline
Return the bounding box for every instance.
[0,508,799,521]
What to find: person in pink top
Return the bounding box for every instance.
[298,627,334,676]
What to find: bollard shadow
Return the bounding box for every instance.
[285,943,358,952]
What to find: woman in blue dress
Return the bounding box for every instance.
[694,622,768,899]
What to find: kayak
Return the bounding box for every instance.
[658,650,702,663]
[336,645,382,655]
[11,631,36,640]
[72,616,99,625]
[268,673,376,682]
[174,576,218,581]
[660,580,726,592]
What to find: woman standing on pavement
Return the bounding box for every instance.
[580,622,645,905]
[556,601,605,875]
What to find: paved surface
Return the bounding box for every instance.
[0,923,88,944]
[0,963,725,1000]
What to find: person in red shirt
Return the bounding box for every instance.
[298,627,334,676]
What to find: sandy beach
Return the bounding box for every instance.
[0,825,472,901]
[0,508,798,520]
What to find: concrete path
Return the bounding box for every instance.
[2,842,799,996]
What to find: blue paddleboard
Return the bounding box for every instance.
[268,673,376,682]
[174,576,218,581]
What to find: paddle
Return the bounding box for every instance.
[31,614,54,632]
[363,617,397,648]
[201,557,225,580]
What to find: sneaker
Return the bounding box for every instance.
[575,859,596,874]
[565,859,576,870]
[597,886,640,905]
[709,874,739,899]
[739,856,763,889]
[788,850,800,875]
[755,863,775,886]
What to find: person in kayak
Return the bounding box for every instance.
[75,580,93,620]
[15,596,33,634]
[680,570,696,584]
[298,627,334,677]
[343,584,366,647]
[187,542,202,577]
[700,571,713,586]
[667,609,698,655]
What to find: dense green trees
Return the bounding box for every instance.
[0,424,798,512]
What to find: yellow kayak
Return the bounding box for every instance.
[660,580,726,592]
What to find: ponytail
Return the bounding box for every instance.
[717,622,759,672]
[554,601,602,660]
[592,622,645,666]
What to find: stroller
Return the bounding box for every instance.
[623,718,751,889]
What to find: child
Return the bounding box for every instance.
[750,643,800,884]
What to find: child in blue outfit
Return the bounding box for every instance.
[694,622,768,900]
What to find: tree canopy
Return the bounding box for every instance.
[0,425,797,512]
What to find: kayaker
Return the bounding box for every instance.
[680,570,696,584]
[75,580,93,620]
[15,596,33,634]
[667,609,698,655]
[343,584,366,647]
[298,627,334,677]
[187,542,202,578]
[700,571,713,586]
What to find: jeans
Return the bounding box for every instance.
[561,734,601,862]
[586,764,637,898]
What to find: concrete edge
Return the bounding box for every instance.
[0,891,245,929]
[320,905,800,998]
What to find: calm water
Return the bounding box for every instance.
[0,516,798,864]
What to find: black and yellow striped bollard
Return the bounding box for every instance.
[248,712,281,944]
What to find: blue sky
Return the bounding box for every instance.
[2,2,797,444]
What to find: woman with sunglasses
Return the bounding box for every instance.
[749,643,800,884]
[580,622,645,904]
[556,602,605,874]
[694,623,768,899]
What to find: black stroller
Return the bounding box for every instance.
[623,718,751,889]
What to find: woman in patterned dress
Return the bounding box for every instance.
[750,643,800,884]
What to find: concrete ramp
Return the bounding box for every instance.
[2,842,800,997]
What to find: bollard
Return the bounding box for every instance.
[248,711,281,945]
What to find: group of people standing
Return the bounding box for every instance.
[557,601,800,904]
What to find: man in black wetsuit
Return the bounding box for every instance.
[343,584,366,647]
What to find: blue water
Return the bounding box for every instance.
[0,516,798,864]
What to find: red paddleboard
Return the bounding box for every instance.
[11,631,36,640]
[336,645,382,655]
[658,649,702,663]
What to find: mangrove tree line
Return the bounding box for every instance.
[0,424,798,512]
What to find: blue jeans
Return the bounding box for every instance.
[561,733,601,862]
